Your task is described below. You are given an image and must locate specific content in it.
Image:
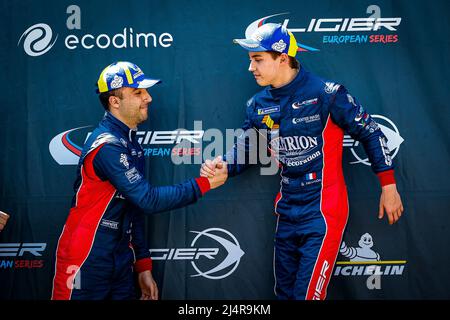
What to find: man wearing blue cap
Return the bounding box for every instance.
[201,23,403,300]
[52,61,228,300]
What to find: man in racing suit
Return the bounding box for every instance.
[201,24,403,300]
[52,61,227,300]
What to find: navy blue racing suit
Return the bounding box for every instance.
[52,112,210,300]
[224,66,395,300]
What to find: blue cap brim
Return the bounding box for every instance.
[233,39,268,52]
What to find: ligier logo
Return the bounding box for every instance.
[334,233,406,289]
[150,228,245,280]
[244,13,319,52]
[0,243,47,269]
[18,23,58,57]
[245,7,401,52]
[343,115,403,166]
[49,126,91,165]
[49,126,204,165]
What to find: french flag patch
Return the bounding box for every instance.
[306,172,317,181]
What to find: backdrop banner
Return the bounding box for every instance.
[1,0,449,299]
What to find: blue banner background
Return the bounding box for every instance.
[1,0,449,299]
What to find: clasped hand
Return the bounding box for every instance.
[200,156,228,189]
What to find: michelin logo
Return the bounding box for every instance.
[334,233,406,277]
[340,233,380,261]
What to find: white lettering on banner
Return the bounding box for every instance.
[150,228,244,280]
[0,243,47,257]
[19,6,174,56]
[150,248,219,260]
[334,264,405,276]
[136,130,204,145]
[65,28,173,50]
[287,17,401,33]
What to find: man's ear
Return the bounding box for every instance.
[280,53,289,65]
[108,95,120,110]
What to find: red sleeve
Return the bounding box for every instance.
[195,177,211,195]
[135,257,152,273]
[377,169,396,187]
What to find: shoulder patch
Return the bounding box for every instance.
[88,133,120,153]
[324,82,341,94]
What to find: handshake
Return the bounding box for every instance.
[200,156,228,190]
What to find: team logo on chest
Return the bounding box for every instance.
[270,135,321,167]
[292,98,318,109]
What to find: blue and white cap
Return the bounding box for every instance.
[233,23,299,57]
[96,61,161,93]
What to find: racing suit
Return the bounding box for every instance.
[52,112,210,300]
[224,66,395,300]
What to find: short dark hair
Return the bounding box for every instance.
[98,88,124,110]
[268,51,299,69]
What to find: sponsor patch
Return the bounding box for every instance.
[292,98,318,109]
[271,39,287,52]
[301,178,322,186]
[120,153,129,169]
[257,105,280,115]
[110,75,123,89]
[292,114,321,124]
[261,115,279,130]
[132,69,143,79]
[324,82,340,94]
[125,167,141,183]
[100,219,119,230]
[379,136,392,166]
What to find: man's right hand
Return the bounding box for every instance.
[0,211,10,232]
[201,156,223,178]
[202,156,228,189]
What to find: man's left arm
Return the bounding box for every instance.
[328,86,403,224]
